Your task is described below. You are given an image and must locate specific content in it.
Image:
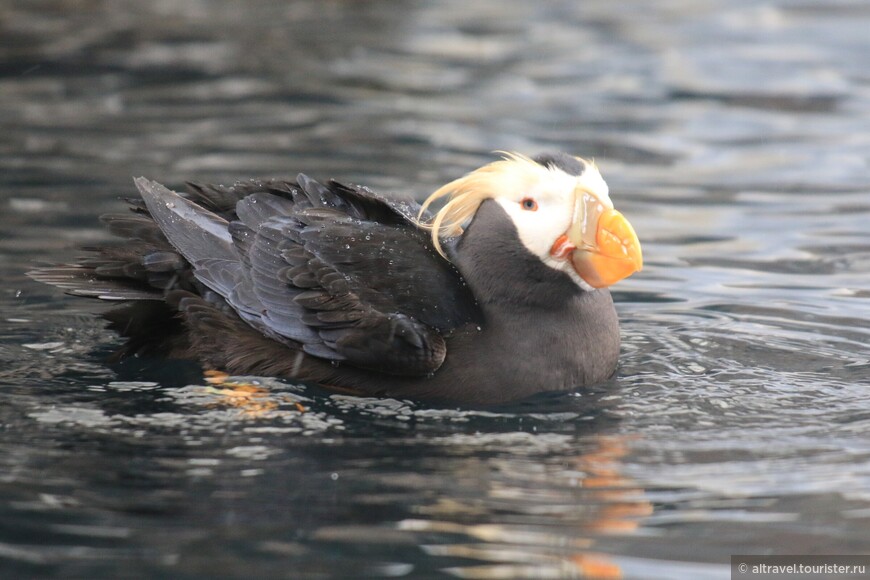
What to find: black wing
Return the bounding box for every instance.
[28,202,193,301]
[136,175,479,376]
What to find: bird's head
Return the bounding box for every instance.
[420,152,643,290]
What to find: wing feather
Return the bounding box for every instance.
[37,175,481,377]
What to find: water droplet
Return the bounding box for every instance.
[166,202,175,209]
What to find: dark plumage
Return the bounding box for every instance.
[29,153,642,405]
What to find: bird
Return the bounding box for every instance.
[29,152,642,405]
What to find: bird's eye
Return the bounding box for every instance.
[520,197,538,211]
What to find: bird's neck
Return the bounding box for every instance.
[449,199,585,311]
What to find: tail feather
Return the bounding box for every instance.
[27,182,204,360]
[27,265,160,301]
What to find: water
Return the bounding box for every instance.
[2,0,869,577]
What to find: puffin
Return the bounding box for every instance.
[29,152,642,405]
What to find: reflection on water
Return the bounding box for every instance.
[392,435,647,579]
[2,0,870,578]
[21,375,654,578]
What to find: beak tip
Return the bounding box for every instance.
[568,203,643,287]
[632,247,643,273]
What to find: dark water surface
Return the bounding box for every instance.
[2,1,869,578]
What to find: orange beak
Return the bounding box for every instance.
[550,193,643,288]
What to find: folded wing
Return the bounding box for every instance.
[135,175,479,376]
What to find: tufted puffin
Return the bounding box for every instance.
[29,152,642,405]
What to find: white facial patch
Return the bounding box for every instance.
[494,168,576,258]
[494,161,610,291]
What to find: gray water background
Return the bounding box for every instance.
[1,1,869,578]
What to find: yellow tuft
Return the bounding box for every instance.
[418,152,552,257]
